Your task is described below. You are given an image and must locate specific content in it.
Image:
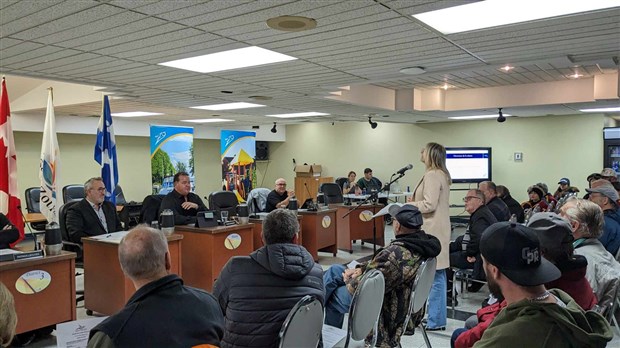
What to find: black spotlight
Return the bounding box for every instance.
[497,108,506,123]
[271,122,277,133]
[368,116,378,129]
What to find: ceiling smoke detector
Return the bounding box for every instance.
[267,16,317,32]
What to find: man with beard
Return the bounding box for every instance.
[472,222,612,348]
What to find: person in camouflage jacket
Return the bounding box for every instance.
[323,205,442,347]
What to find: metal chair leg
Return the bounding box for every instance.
[420,325,433,348]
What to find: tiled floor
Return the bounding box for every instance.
[16,224,620,347]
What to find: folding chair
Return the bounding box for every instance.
[399,258,437,348]
[278,295,324,348]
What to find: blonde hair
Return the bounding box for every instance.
[424,142,452,184]
[0,282,17,347]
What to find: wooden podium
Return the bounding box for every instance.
[295,176,333,206]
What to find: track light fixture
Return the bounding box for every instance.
[497,108,506,123]
[271,122,277,133]
[368,116,378,129]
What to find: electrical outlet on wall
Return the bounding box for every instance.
[514,152,523,162]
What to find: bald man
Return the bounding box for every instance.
[265,178,295,212]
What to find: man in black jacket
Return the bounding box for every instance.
[159,172,207,225]
[0,212,19,249]
[88,226,224,347]
[479,181,510,222]
[66,177,123,244]
[497,185,525,223]
[213,209,324,348]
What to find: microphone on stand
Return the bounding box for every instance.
[304,183,317,211]
[395,164,413,176]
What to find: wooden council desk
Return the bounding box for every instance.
[0,251,76,334]
[175,224,254,292]
[249,215,303,251]
[82,233,183,315]
[334,203,385,253]
[298,208,338,261]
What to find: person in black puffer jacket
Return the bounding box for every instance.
[213,209,324,348]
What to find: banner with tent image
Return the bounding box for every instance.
[150,125,194,195]
[221,130,256,202]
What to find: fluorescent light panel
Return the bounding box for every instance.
[580,107,620,112]
[191,102,265,110]
[265,112,329,118]
[111,111,163,117]
[413,0,620,34]
[449,114,512,120]
[181,118,234,123]
[159,46,297,73]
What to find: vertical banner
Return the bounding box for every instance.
[150,125,194,195]
[220,130,256,202]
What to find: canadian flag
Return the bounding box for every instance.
[0,78,25,246]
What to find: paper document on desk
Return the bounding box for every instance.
[90,231,129,244]
[56,316,107,348]
[322,325,347,348]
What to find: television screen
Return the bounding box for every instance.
[445,147,492,183]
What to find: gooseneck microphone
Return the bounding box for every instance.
[396,164,413,175]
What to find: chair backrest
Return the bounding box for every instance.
[403,258,437,334]
[25,187,41,213]
[335,177,348,190]
[247,188,271,214]
[320,183,344,204]
[209,191,239,218]
[114,184,127,205]
[278,295,324,348]
[59,201,79,242]
[63,184,85,203]
[346,269,385,347]
[140,195,165,224]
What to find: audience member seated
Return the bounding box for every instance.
[213,209,323,348]
[471,222,612,348]
[159,171,207,225]
[448,189,497,297]
[88,226,223,347]
[521,185,549,212]
[356,167,382,192]
[0,282,17,347]
[66,177,123,244]
[553,177,580,200]
[452,296,507,348]
[537,182,558,207]
[587,173,603,187]
[323,205,441,345]
[0,213,19,249]
[527,213,597,310]
[265,178,295,212]
[560,198,620,310]
[342,170,360,194]
[601,168,618,183]
[585,181,620,255]
[496,185,524,223]
[478,181,510,221]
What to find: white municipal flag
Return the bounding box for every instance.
[39,88,62,223]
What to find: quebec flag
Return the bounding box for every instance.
[94,95,119,205]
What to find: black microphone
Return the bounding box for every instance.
[396,164,413,175]
[304,183,317,211]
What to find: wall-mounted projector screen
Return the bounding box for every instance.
[445,147,492,183]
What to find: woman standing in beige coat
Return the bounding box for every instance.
[407,142,451,330]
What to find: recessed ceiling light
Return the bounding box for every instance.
[441,83,454,90]
[399,66,426,75]
[580,107,620,112]
[190,102,265,110]
[159,46,297,73]
[568,72,583,79]
[181,118,235,123]
[110,111,163,117]
[500,65,514,72]
[267,15,317,32]
[413,0,620,34]
[449,114,512,120]
[265,112,329,118]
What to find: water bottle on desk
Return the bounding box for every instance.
[160,209,175,235]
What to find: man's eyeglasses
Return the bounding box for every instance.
[463,196,481,202]
[276,183,286,186]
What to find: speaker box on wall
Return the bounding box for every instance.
[256,141,269,160]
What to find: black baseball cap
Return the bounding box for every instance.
[480,222,561,286]
[373,203,422,229]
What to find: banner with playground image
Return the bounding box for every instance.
[221,130,256,202]
[150,125,194,195]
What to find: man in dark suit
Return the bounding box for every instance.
[158,172,207,225]
[66,177,123,244]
